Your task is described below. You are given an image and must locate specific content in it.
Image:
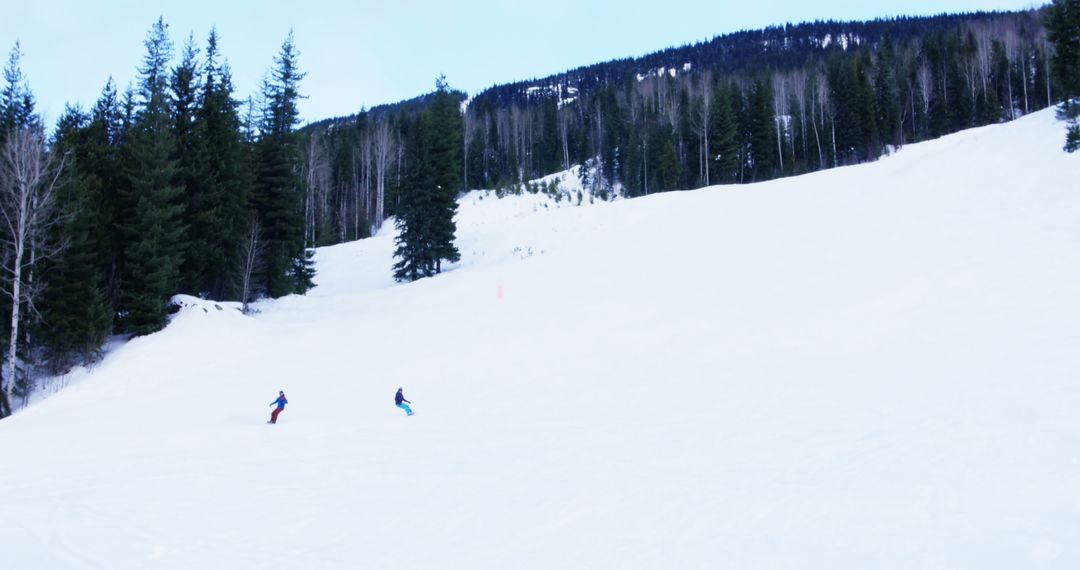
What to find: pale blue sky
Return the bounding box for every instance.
[1,0,1044,125]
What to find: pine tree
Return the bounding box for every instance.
[710,81,739,183]
[88,79,124,310]
[171,35,204,294]
[393,77,463,281]
[36,108,111,369]
[655,130,679,191]
[0,42,37,141]
[187,29,251,299]
[119,18,187,335]
[253,32,313,297]
[748,75,777,180]
[392,113,433,282]
[426,76,462,273]
[539,97,561,175]
[1046,0,1080,151]
[875,34,902,147]
[853,51,880,160]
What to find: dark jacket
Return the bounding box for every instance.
[395,390,410,405]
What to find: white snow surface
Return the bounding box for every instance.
[2,110,1080,569]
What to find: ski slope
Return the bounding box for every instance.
[2,110,1079,569]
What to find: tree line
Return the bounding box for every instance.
[0,19,312,416]
[297,7,1072,251]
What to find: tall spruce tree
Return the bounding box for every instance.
[88,79,124,310]
[875,34,902,147]
[187,29,251,299]
[37,108,112,369]
[1,42,37,141]
[426,76,462,273]
[1046,0,1080,151]
[253,32,313,297]
[171,35,204,294]
[119,18,187,335]
[655,130,680,191]
[392,113,434,282]
[393,77,462,281]
[710,81,739,183]
[748,75,777,180]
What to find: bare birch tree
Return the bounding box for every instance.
[808,71,824,168]
[557,106,571,171]
[511,105,531,179]
[358,131,371,235]
[1040,30,1053,107]
[371,118,395,234]
[463,107,477,189]
[592,97,605,190]
[815,72,837,168]
[0,125,65,416]
[772,73,788,171]
[917,61,933,133]
[239,215,264,314]
[691,70,713,186]
[972,24,994,101]
[790,70,809,165]
[304,132,331,248]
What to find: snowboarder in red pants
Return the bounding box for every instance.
[268,391,288,424]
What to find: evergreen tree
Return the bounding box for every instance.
[538,97,561,175]
[853,51,881,159]
[946,31,975,130]
[0,42,37,140]
[655,130,680,191]
[923,32,951,138]
[1046,0,1080,151]
[392,114,433,282]
[1047,0,1080,98]
[253,32,313,297]
[393,77,463,281]
[119,17,187,335]
[748,75,777,180]
[187,29,251,299]
[875,34,902,147]
[710,81,739,182]
[88,79,124,310]
[171,35,203,294]
[426,76,463,273]
[37,108,111,368]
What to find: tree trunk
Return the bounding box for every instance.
[830,122,838,168]
[811,88,823,168]
[775,118,784,172]
[643,138,648,195]
[5,239,25,412]
[1021,57,1029,115]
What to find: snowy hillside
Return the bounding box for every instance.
[2,110,1079,569]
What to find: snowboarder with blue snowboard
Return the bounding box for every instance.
[268,391,288,424]
[395,388,413,416]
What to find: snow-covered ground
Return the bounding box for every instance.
[2,110,1079,569]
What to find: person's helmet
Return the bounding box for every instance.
[398,387,402,391]
[279,390,284,394]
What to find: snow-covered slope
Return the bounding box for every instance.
[2,110,1079,569]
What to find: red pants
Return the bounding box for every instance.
[271,407,284,423]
